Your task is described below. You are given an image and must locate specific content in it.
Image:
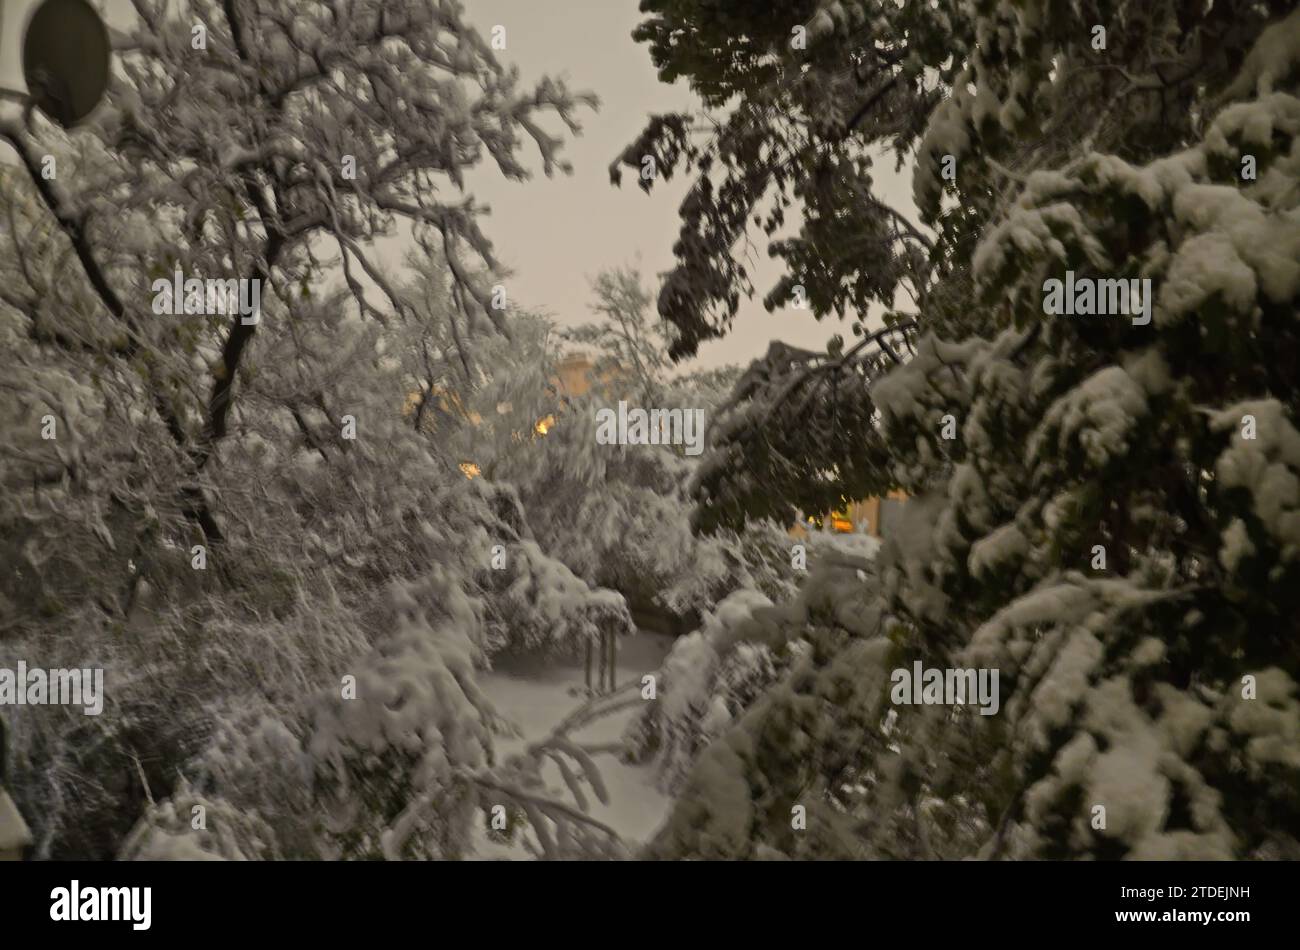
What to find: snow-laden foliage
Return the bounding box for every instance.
[461,269,796,633]
[689,329,915,534]
[625,531,881,795]
[634,1,1300,860]
[623,588,781,792]
[0,0,635,860]
[482,536,634,658]
[119,781,279,860]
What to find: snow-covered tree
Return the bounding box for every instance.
[613,0,959,358]
[475,268,796,636]
[1,0,596,550]
[0,0,625,860]
[632,0,1300,860]
[562,266,676,406]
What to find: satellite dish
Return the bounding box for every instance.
[21,0,110,127]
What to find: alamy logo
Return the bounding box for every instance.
[1042,270,1152,326]
[151,270,262,324]
[0,662,104,716]
[595,400,705,457]
[890,661,1000,716]
[50,881,151,931]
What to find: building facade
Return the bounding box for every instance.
[790,489,908,540]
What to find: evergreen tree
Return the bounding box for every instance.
[633,0,1300,860]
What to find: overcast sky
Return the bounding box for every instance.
[450,0,870,373]
[1,0,914,372]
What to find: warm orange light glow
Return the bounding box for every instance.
[534,415,555,435]
[459,462,481,479]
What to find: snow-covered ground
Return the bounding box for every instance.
[475,629,675,857]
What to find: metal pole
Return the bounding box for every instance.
[597,629,607,695]
[584,637,593,694]
[608,630,617,692]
